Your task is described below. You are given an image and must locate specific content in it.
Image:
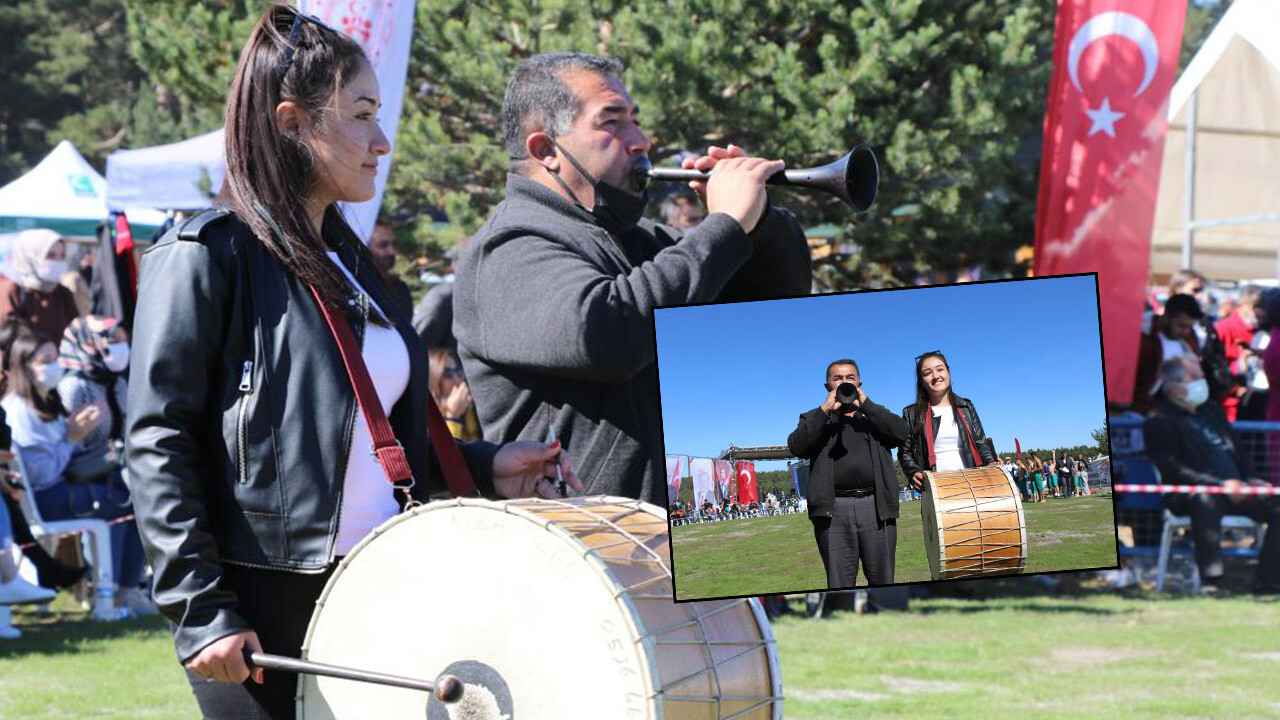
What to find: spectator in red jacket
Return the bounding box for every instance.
[1215,286,1261,422]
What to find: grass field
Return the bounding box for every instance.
[671,494,1118,600]
[2,584,1279,719]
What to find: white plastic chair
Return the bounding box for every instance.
[1154,466,1267,593]
[8,458,123,620]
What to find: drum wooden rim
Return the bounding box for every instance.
[297,495,784,720]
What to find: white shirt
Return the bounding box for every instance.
[1151,333,1190,395]
[327,253,411,555]
[932,406,965,472]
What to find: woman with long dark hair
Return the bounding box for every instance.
[2,326,149,614]
[124,7,579,718]
[898,351,998,493]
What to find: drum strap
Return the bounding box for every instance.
[924,407,984,470]
[309,285,477,503]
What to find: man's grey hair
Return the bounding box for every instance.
[1158,355,1196,386]
[502,52,625,166]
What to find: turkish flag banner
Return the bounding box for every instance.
[735,461,758,505]
[664,455,684,504]
[1033,0,1188,405]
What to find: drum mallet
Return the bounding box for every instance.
[242,649,465,704]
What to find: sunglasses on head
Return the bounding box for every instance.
[914,350,943,362]
[275,10,339,83]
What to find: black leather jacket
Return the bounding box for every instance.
[898,397,997,479]
[124,209,499,662]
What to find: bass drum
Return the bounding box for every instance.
[298,496,783,719]
[920,467,1027,581]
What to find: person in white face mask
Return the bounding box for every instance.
[0,324,150,614]
[0,229,81,343]
[1143,354,1280,596]
[56,316,130,477]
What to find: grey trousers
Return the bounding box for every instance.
[812,494,896,589]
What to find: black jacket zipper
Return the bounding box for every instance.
[236,359,253,484]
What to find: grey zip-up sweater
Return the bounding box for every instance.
[453,174,812,505]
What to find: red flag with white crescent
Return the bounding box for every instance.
[1016,438,1022,462]
[664,455,684,504]
[735,461,758,504]
[1033,0,1188,405]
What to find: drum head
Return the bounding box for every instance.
[299,498,663,720]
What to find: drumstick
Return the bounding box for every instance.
[242,649,464,704]
[546,427,567,497]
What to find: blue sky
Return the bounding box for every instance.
[654,275,1107,473]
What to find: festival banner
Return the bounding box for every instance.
[790,461,810,499]
[715,460,734,503]
[1033,0,1188,405]
[690,458,716,509]
[300,0,415,241]
[664,455,684,504]
[735,461,758,505]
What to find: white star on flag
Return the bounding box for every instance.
[1085,97,1125,138]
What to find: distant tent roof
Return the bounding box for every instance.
[718,445,795,461]
[1151,0,1280,280]
[105,129,224,212]
[0,140,167,238]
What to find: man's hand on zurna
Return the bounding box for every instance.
[682,144,783,233]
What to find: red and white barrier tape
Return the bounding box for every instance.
[1114,484,1280,496]
[12,514,136,552]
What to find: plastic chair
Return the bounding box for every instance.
[1153,466,1267,593]
[8,457,123,620]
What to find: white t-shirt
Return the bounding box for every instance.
[932,406,965,472]
[1151,333,1190,395]
[327,253,411,556]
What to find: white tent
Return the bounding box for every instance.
[105,129,224,212]
[0,140,167,239]
[1150,0,1280,281]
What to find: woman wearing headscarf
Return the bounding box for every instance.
[57,316,130,477]
[0,228,81,341]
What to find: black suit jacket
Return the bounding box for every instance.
[787,399,909,522]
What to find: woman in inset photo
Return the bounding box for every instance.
[899,350,998,493]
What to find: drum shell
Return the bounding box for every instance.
[920,467,1027,581]
[296,496,783,720]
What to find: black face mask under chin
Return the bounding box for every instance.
[548,139,651,235]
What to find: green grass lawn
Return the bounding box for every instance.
[2,586,1278,719]
[775,589,1280,720]
[0,598,193,720]
[672,494,1118,600]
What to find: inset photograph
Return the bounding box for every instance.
[656,274,1118,601]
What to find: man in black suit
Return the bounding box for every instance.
[1057,452,1074,498]
[787,359,910,589]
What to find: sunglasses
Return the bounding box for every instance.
[275,10,339,84]
[442,366,465,381]
[914,350,943,362]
